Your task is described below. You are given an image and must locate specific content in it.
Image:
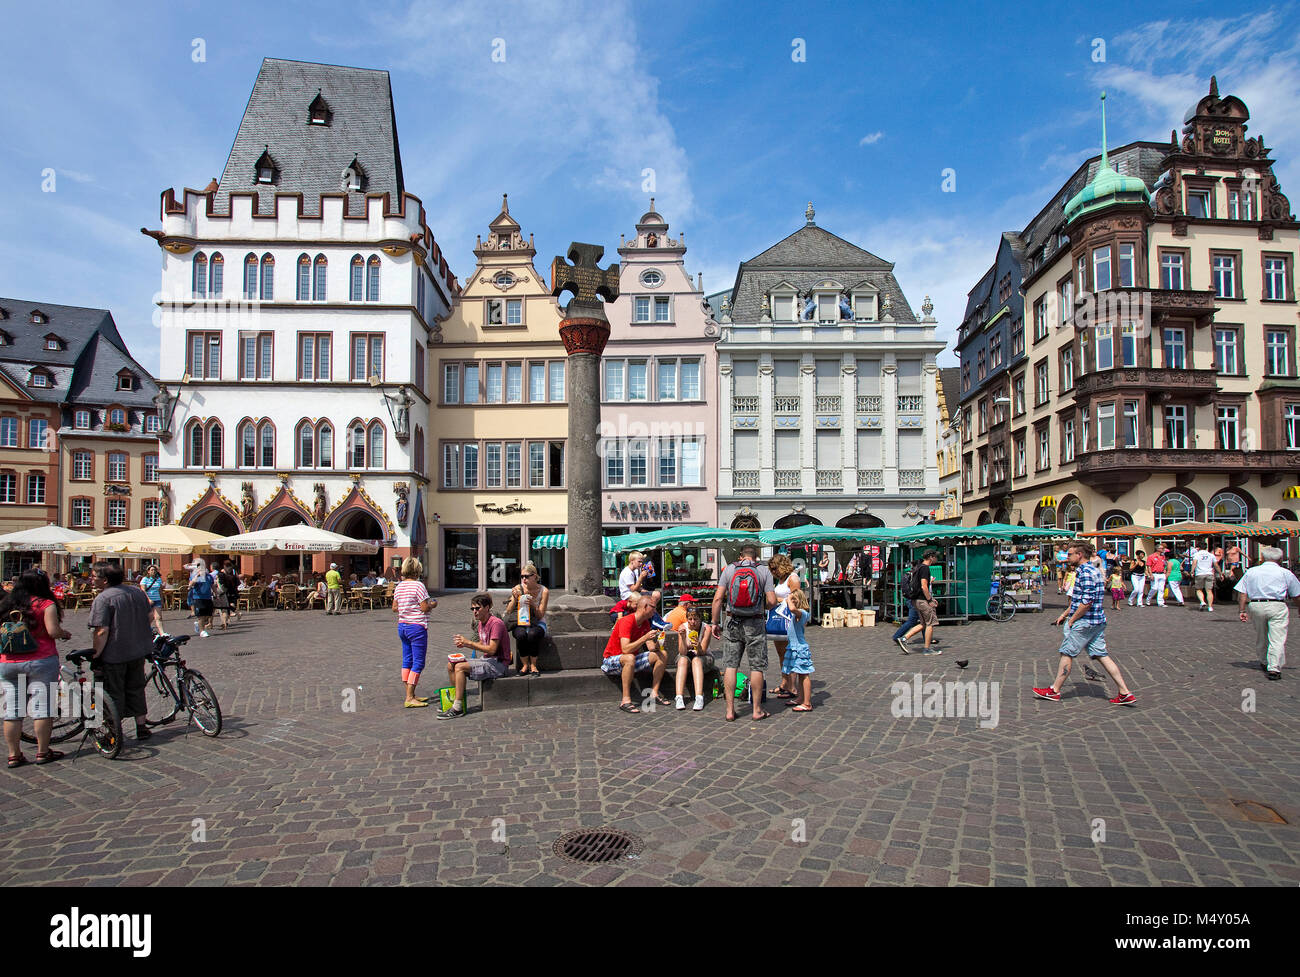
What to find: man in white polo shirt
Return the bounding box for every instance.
[1189,540,1220,611]
[1234,546,1300,680]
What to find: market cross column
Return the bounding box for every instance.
[552,242,620,595]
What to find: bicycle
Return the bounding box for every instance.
[144,633,222,736]
[19,649,123,759]
[986,574,1021,623]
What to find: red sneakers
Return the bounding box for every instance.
[1032,687,1060,702]
[1110,693,1137,706]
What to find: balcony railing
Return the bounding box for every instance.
[856,395,882,413]
[775,470,802,493]
[816,469,841,490]
[897,395,924,413]
[1075,448,1300,497]
[858,469,884,488]
[732,470,759,493]
[773,396,801,414]
[899,469,925,487]
[731,396,759,414]
[816,395,841,413]
[1073,367,1219,404]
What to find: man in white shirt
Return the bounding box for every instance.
[1234,546,1300,679]
[618,552,649,601]
[1189,541,1220,611]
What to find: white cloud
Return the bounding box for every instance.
[859,131,884,146]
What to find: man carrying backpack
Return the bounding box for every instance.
[897,549,943,655]
[710,542,777,722]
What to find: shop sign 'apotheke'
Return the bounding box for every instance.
[609,500,690,520]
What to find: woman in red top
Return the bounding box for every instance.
[1,571,73,767]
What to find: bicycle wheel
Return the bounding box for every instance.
[986,594,1013,623]
[19,670,82,744]
[183,670,222,737]
[145,662,180,725]
[90,689,122,759]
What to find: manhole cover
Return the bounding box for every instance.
[232,652,256,657]
[552,828,644,863]
[1231,800,1287,824]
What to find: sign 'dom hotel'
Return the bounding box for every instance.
[958,78,1299,552]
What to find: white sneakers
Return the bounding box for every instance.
[676,695,707,711]
[200,630,210,638]
[675,695,685,710]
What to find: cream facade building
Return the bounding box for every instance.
[432,197,570,590]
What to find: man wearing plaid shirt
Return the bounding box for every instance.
[1033,541,1136,705]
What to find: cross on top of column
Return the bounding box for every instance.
[551,242,620,319]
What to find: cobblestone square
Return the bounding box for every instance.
[1,593,1296,887]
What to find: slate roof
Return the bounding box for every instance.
[939,367,960,417]
[0,297,156,412]
[727,222,918,322]
[214,58,405,217]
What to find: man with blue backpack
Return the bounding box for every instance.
[710,543,777,722]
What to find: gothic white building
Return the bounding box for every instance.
[147,58,456,572]
[713,205,945,532]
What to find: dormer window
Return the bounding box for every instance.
[0,331,11,346]
[254,147,277,185]
[30,310,48,325]
[307,91,331,126]
[74,409,91,429]
[44,334,64,351]
[29,369,52,388]
[853,290,877,321]
[816,292,839,323]
[340,156,365,192]
[109,407,127,427]
[117,372,135,391]
[770,286,798,322]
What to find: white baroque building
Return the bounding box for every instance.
[714,205,945,532]
[147,58,456,573]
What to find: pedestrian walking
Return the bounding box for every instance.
[898,550,943,654]
[1,571,73,767]
[187,565,214,637]
[392,557,436,708]
[325,562,344,615]
[710,542,777,722]
[1234,546,1300,681]
[139,565,165,634]
[1165,548,1186,606]
[1127,550,1147,607]
[1189,540,1220,611]
[1145,547,1167,606]
[1033,542,1136,706]
[1108,565,1125,610]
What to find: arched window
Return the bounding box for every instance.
[259,422,275,468]
[209,253,224,297]
[1063,500,1084,533]
[193,253,208,297]
[368,422,384,469]
[1100,512,1133,558]
[350,255,364,302]
[366,256,380,302]
[1154,491,1196,527]
[297,254,311,301]
[260,254,275,301]
[313,254,328,301]
[207,422,223,469]
[298,422,314,468]
[351,423,366,468]
[318,423,333,468]
[187,421,204,468]
[239,422,256,468]
[244,254,259,299]
[1038,506,1057,529]
[1208,491,1248,524]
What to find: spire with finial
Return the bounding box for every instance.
[1209,74,1219,98]
[805,201,816,224]
[649,196,655,211]
[501,193,509,215]
[1099,91,1109,171]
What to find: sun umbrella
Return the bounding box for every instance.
[65,525,225,556]
[0,525,96,552]
[206,524,378,554]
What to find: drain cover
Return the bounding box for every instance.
[232,652,256,657]
[552,828,644,863]
[1231,800,1287,824]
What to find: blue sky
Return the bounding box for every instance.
[2,0,1298,373]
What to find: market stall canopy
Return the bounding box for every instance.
[1146,521,1240,537]
[1079,525,1158,538]
[0,525,96,552]
[531,528,760,553]
[1212,520,1300,537]
[206,524,379,554]
[65,525,224,556]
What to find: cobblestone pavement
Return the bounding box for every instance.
[1,591,1296,887]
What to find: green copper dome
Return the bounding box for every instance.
[1064,92,1150,225]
